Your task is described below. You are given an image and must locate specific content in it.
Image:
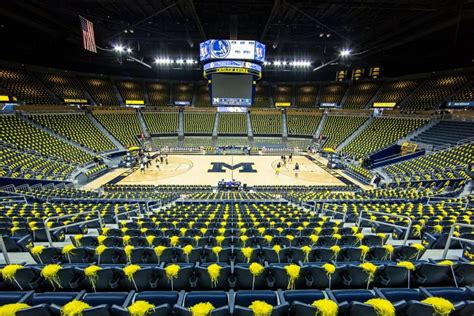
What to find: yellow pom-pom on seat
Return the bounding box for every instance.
[421,297,454,316]
[364,298,395,316]
[189,302,215,316]
[61,300,91,316]
[249,300,273,316]
[128,300,155,316]
[312,299,338,316]
[0,303,31,315]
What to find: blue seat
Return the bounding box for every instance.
[234,263,270,290]
[111,291,180,315]
[174,291,229,316]
[194,263,232,290]
[156,263,194,291]
[283,290,326,316]
[0,291,33,305]
[233,290,288,316]
[77,266,121,291]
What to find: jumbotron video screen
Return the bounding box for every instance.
[211,74,253,106]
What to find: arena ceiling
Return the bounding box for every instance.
[0,0,473,81]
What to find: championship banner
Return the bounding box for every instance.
[447,101,474,108]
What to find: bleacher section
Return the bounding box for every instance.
[146,82,170,106]
[296,84,318,108]
[384,143,473,183]
[320,115,368,149]
[343,82,380,109]
[0,115,93,164]
[341,117,427,158]
[403,73,472,110]
[30,113,116,152]
[194,84,211,107]
[36,72,88,102]
[80,77,120,106]
[116,80,146,103]
[250,112,282,135]
[0,67,57,104]
[173,83,194,105]
[286,111,322,136]
[184,112,215,134]
[272,85,293,104]
[143,112,179,135]
[412,120,474,147]
[0,145,74,180]
[374,79,421,105]
[447,80,474,102]
[93,111,142,146]
[319,83,347,106]
[218,113,247,135]
[254,84,272,107]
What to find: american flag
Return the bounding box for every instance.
[79,16,97,53]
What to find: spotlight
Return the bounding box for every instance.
[274,60,281,66]
[326,33,331,38]
[319,33,324,37]
[176,59,184,64]
[339,49,351,57]
[129,29,134,34]
[113,44,124,52]
[126,48,132,53]
[186,59,194,64]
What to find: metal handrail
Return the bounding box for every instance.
[322,207,349,222]
[0,236,10,264]
[43,209,104,247]
[442,223,474,259]
[113,204,142,225]
[357,209,413,245]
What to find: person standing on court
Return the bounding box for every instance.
[294,162,300,177]
[276,162,281,175]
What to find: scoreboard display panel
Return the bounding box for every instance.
[211,74,253,106]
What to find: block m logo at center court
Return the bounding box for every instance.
[208,162,257,173]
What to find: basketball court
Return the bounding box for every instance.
[84,154,370,189]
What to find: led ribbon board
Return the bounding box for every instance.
[203,60,262,79]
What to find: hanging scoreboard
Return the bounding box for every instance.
[200,39,265,107]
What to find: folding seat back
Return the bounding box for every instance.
[3,266,41,291]
[234,247,261,264]
[307,264,342,289]
[413,263,454,287]
[0,291,32,305]
[454,262,474,286]
[269,264,309,290]
[95,247,127,264]
[362,235,384,247]
[82,291,132,308]
[37,266,81,291]
[118,266,158,291]
[112,291,179,316]
[378,288,424,302]
[425,287,471,302]
[312,248,336,262]
[30,247,62,264]
[331,289,375,304]
[29,292,80,306]
[315,236,337,247]
[176,247,204,263]
[283,289,325,305]
[63,247,94,264]
[234,263,270,290]
[14,305,51,316]
[77,266,120,291]
[174,291,229,316]
[147,247,176,264]
[156,263,194,291]
[342,265,374,289]
[338,247,363,262]
[3,235,31,252]
[234,290,288,316]
[195,264,232,290]
[374,265,409,288]
[203,247,233,263]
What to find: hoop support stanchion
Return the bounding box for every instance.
[442,223,474,259]
[357,209,413,246]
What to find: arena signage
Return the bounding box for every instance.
[275,102,291,107]
[373,102,396,108]
[64,98,88,103]
[447,101,474,108]
[208,162,257,173]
